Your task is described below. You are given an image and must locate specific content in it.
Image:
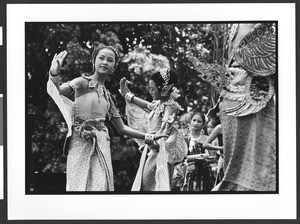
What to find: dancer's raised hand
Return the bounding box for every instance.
[119,77,131,97]
[49,50,68,76]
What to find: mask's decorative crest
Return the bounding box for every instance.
[188,56,232,91]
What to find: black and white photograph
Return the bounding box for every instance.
[3,2,297,222]
[25,21,277,194]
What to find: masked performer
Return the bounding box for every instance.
[189,23,276,191]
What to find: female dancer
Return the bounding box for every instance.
[47,46,166,191]
[119,68,187,191]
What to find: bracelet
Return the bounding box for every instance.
[147,102,152,111]
[49,72,61,83]
[67,81,78,91]
[49,70,61,77]
[144,132,155,145]
[125,92,135,102]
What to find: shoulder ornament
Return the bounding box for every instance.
[230,23,276,76]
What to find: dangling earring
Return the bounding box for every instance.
[111,63,118,74]
[92,62,95,74]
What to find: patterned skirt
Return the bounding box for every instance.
[213,98,276,191]
[132,127,187,191]
[66,119,114,191]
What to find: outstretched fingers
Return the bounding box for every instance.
[50,51,68,76]
[120,77,127,85]
[60,50,68,61]
[53,50,67,61]
[119,78,127,96]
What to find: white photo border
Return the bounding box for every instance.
[7,3,296,220]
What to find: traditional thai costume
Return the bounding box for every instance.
[126,99,187,191]
[189,23,276,191]
[47,75,120,191]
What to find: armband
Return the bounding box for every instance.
[67,81,78,91]
[147,102,152,111]
[144,132,155,145]
[49,71,61,83]
[125,92,135,102]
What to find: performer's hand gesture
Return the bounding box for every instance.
[119,77,131,97]
[49,50,68,76]
[144,132,168,147]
